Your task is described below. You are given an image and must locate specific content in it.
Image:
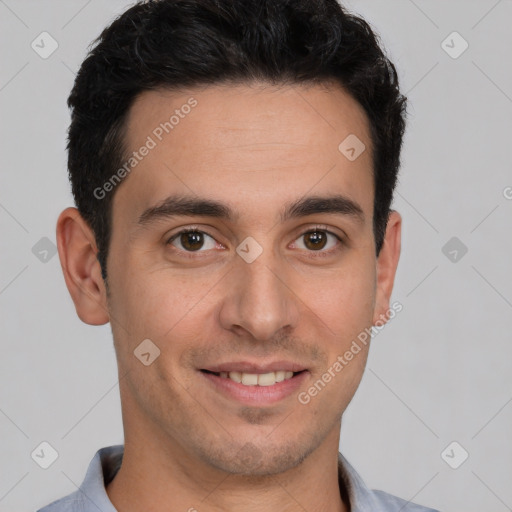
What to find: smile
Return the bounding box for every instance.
[202,369,300,386]
[199,368,309,405]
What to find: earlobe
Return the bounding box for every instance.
[56,207,110,326]
[372,210,402,326]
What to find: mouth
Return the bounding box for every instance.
[200,369,307,387]
[199,365,309,405]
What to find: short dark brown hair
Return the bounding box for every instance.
[67,0,407,279]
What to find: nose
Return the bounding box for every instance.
[218,250,300,342]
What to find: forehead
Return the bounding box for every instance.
[114,82,374,227]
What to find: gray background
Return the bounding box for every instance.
[1,1,511,511]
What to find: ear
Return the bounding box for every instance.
[372,210,402,326]
[56,207,110,325]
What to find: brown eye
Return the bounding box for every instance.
[293,228,342,254]
[180,231,204,251]
[303,231,328,250]
[168,229,217,252]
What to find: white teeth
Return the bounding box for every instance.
[257,372,276,386]
[275,370,286,382]
[241,373,258,386]
[228,371,242,383]
[217,370,298,386]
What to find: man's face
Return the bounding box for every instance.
[103,82,392,475]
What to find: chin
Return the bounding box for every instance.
[197,438,315,477]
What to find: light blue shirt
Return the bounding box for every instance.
[37,445,440,511]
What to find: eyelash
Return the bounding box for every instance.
[166,225,344,259]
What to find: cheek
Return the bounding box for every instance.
[302,258,376,339]
[126,272,210,338]
[108,270,211,383]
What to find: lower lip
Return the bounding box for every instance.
[200,370,309,406]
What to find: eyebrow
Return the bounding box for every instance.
[137,193,365,226]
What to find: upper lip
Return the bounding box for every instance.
[201,361,307,374]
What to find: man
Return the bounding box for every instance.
[38,0,439,510]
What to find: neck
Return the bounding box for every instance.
[106,427,348,512]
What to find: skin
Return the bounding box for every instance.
[56,81,401,512]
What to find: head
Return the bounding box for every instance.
[57,0,406,476]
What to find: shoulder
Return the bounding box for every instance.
[370,489,441,511]
[36,491,84,512]
[36,445,123,512]
[337,452,440,512]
